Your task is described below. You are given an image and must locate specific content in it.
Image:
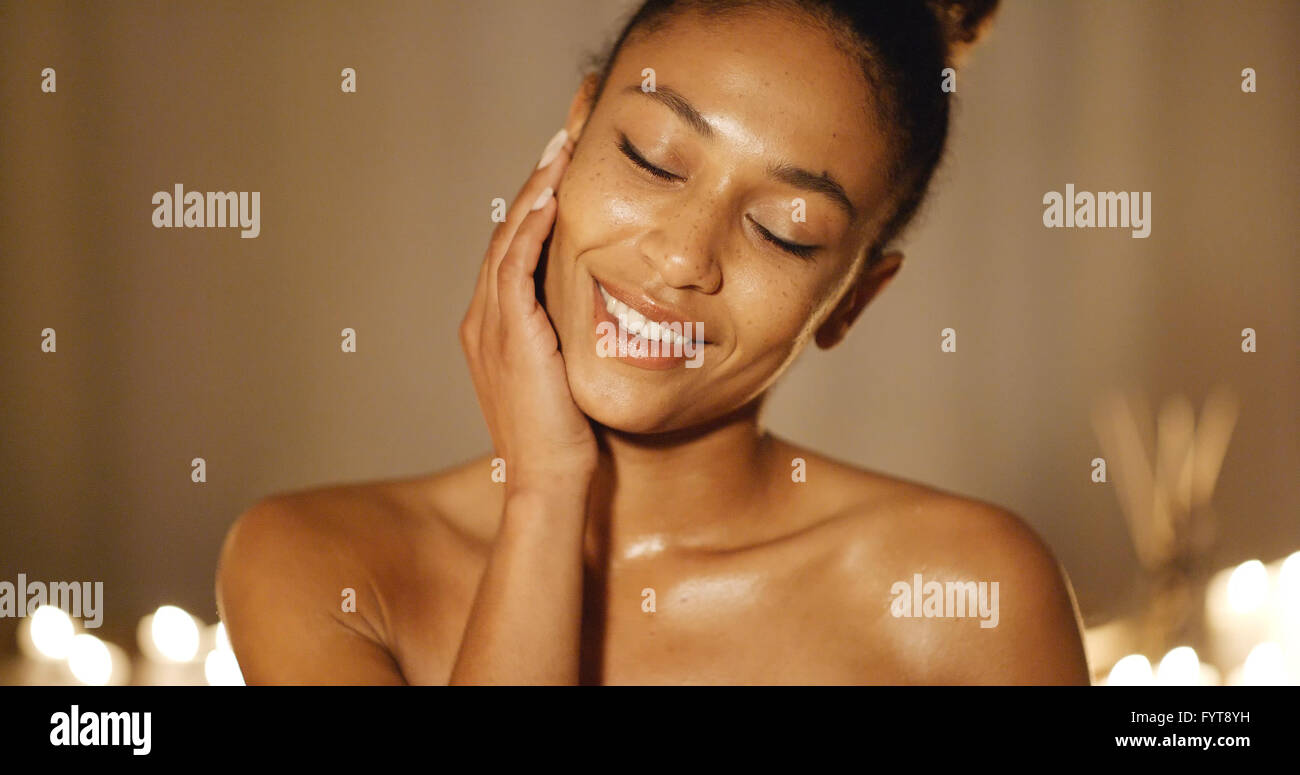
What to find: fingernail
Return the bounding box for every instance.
[536,128,568,170]
[531,186,554,211]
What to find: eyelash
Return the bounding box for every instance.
[749,217,818,260]
[617,133,819,260]
[617,134,681,181]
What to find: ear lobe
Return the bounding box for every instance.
[813,288,858,349]
[813,249,904,350]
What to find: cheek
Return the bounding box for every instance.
[543,174,624,344]
[545,157,647,315]
[726,265,826,359]
[560,151,645,234]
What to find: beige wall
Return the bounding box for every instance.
[1,0,1296,653]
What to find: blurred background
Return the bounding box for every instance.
[0,0,1295,685]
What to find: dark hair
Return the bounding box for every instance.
[584,0,999,270]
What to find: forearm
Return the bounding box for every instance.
[449,482,590,685]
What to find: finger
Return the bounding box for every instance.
[497,127,573,250]
[461,233,493,352]
[468,130,564,341]
[491,130,572,272]
[487,133,573,314]
[497,187,556,316]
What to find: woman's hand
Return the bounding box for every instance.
[451,127,595,684]
[460,127,596,496]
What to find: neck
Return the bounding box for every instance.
[583,398,775,564]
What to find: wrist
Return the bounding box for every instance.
[505,476,591,507]
[502,484,590,536]
[506,461,595,497]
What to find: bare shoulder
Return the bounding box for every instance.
[215,458,500,684]
[776,441,1090,684]
[215,479,415,684]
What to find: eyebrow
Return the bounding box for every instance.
[623,83,857,220]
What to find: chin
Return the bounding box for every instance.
[563,356,695,435]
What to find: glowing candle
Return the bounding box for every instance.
[1278,552,1300,683]
[1156,646,1200,685]
[202,621,245,686]
[1205,560,1276,670]
[1106,654,1154,685]
[14,606,77,685]
[67,633,130,686]
[135,605,207,685]
[1227,642,1289,686]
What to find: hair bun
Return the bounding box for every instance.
[926,0,999,65]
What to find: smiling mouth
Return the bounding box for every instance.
[597,283,693,348]
[592,279,709,346]
[589,278,709,370]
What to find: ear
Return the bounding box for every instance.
[814,249,904,349]
[564,73,599,143]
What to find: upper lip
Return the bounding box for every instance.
[595,276,713,344]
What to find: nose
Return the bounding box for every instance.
[637,201,724,294]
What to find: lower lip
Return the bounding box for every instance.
[591,279,698,371]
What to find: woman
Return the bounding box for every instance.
[217,0,1091,685]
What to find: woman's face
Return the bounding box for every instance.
[544,8,896,434]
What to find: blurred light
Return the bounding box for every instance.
[215,621,231,651]
[1241,642,1286,685]
[1083,619,1136,680]
[1227,560,1269,613]
[1156,646,1200,685]
[1198,663,1222,687]
[26,605,75,660]
[204,648,245,686]
[67,633,113,685]
[1106,654,1153,685]
[1280,552,1300,609]
[148,605,200,662]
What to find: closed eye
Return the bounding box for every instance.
[617,134,817,260]
[747,215,818,260]
[617,134,682,182]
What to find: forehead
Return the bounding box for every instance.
[607,6,894,225]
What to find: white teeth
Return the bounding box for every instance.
[625,307,647,335]
[597,282,688,347]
